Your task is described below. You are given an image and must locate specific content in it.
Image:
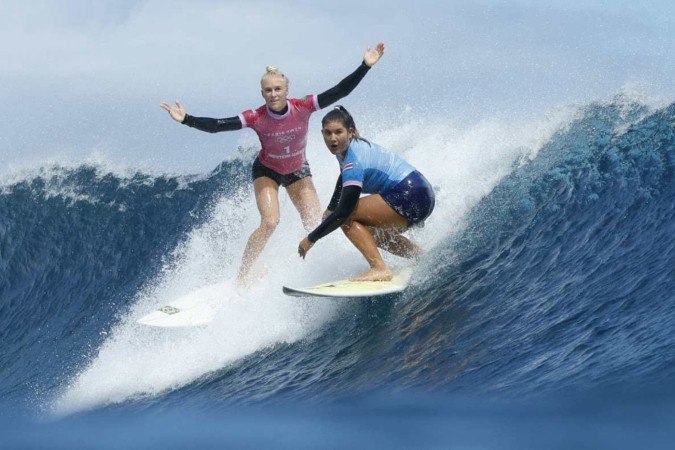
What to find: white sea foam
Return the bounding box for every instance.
[53,103,583,415]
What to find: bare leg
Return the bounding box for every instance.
[340,195,410,282]
[341,220,393,281]
[371,228,423,259]
[237,177,280,286]
[285,176,322,230]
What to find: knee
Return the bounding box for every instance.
[260,216,280,235]
[340,219,360,236]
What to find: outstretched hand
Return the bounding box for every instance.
[298,237,314,259]
[363,42,385,67]
[160,101,186,123]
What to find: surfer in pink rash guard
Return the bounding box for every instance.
[161,43,385,286]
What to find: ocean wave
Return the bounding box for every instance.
[0,98,672,418]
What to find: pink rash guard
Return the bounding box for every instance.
[239,95,320,174]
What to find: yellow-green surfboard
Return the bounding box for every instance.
[282,268,412,298]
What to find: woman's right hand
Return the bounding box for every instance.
[298,237,314,259]
[160,101,186,123]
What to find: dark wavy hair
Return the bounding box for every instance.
[321,105,370,144]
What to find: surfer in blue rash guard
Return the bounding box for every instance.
[297,106,435,281]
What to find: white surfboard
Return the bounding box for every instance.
[282,268,413,298]
[137,282,232,328]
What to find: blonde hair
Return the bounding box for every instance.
[260,66,289,87]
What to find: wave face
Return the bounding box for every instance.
[1,99,674,447]
[386,100,675,396]
[0,161,250,409]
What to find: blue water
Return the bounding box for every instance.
[1,99,674,448]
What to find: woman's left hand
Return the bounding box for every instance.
[363,42,385,67]
[298,238,314,259]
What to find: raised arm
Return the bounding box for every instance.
[316,42,385,109]
[160,101,242,133]
[363,42,385,68]
[160,100,187,122]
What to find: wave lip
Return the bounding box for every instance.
[384,100,675,397]
[1,98,673,418]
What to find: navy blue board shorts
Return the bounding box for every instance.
[252,156,312,187]
[381,171,435,227]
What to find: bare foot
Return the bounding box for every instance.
[350,268,393,282]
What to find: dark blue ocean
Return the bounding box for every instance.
[1,99,674,449]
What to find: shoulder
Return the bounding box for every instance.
[349,138,374,154]
[341,149,364,185]
[240,105,266,127]
[289,95,319,112]
[342,147,362,171]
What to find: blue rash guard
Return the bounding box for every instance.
[307,138,435,243]
[339,139,415,193]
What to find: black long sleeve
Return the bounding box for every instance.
[308,184,362,243]
[326,176,343,211]
[316,62,371,109]
[181,60,370,132]
[182,114,243,133]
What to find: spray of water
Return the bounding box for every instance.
[51,104,579,415]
